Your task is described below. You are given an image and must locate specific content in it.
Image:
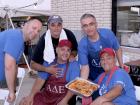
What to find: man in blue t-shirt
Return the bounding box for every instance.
[90,48,137,105]
[19,40,80,105]
[78,13,125,81]
[0,17,42,103]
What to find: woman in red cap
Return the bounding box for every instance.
[90,48,137,105]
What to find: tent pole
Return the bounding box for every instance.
[6,14,9,29]
[8,15,15,29]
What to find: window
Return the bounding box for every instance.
[113,0,140,48]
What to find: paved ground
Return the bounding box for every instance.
[15,72,36,105]
[0,70,36,105]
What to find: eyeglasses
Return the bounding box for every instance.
[82,22,96,29]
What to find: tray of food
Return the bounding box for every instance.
[65,77,99,97]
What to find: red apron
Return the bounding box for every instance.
[98,66,119,86]
[33,63,69,105]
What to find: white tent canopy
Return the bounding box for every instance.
[0,0,51,17]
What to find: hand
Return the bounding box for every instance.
[57,98,68,105]
[7,92,16,103]
[90,96,107,105]
[45,64,63,75]
[69,55,76,62]
[19,95,33,105]
[82,97,92,105]
[122,64,130,73]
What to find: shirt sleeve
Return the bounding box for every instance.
[111,70,128,89]
[66,61,80,82]
[4,32,23,62]
[98,28,120,51]
[108,29,120,50]
[78,37,89,65]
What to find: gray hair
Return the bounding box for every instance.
[80,13,96,21]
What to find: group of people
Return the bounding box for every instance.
[0,13,137,105]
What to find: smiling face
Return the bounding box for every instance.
[56,46,71,63]
[48,22,63,39]
[100,53,116,73]
[81,16,98,38]
[23,19,42,41]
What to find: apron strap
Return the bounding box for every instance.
[63,62,69,80]
[98,66,119,86]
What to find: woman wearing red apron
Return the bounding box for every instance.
[19,40,80,105]
[90,48,137,105]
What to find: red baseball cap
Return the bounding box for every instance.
[58,39,72,48]
[99,48,115,57]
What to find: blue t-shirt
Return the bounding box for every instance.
[95,69,137,105]
[38,61,80,82]
[78,28,120,81]
[0,29,24,80]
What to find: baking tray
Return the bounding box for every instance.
[65,77,99,97]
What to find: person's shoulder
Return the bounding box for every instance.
[5,29,19,33]
[38,32,45,41]
[98,28,112,32]
[41,32,46,38]
[69,61,80,67]
[5,29,21,37]
[98,28,114,34]
[69,60,78,64]
[64,28,73,33]
[79,36,87,45]
[63,28,75,36]
[98,28,115,37]
[114,68,129,77]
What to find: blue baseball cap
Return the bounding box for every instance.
[48,15,63,24]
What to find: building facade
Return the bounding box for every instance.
[51,0,112,41]
[49,0,140,60]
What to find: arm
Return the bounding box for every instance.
[80,65,90,79]
[115,48,129,72]
[30,60,48,72]
[30,60,62,75]
[5,53,17,103]
[115,47,123,68]
[20,77,45,105]
[58,91,74,105]
[78,37,89,79]
[29,77,45,98]
[30,33,61,75]
[91,85,123,105]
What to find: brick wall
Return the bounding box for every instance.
[49,0,140,60]
[51,0,112,30]
[50,0,112,41]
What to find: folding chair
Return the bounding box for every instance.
[0,67,26,105]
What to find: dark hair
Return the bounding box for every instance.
[27,16,43,23]
[80,13,96,21]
